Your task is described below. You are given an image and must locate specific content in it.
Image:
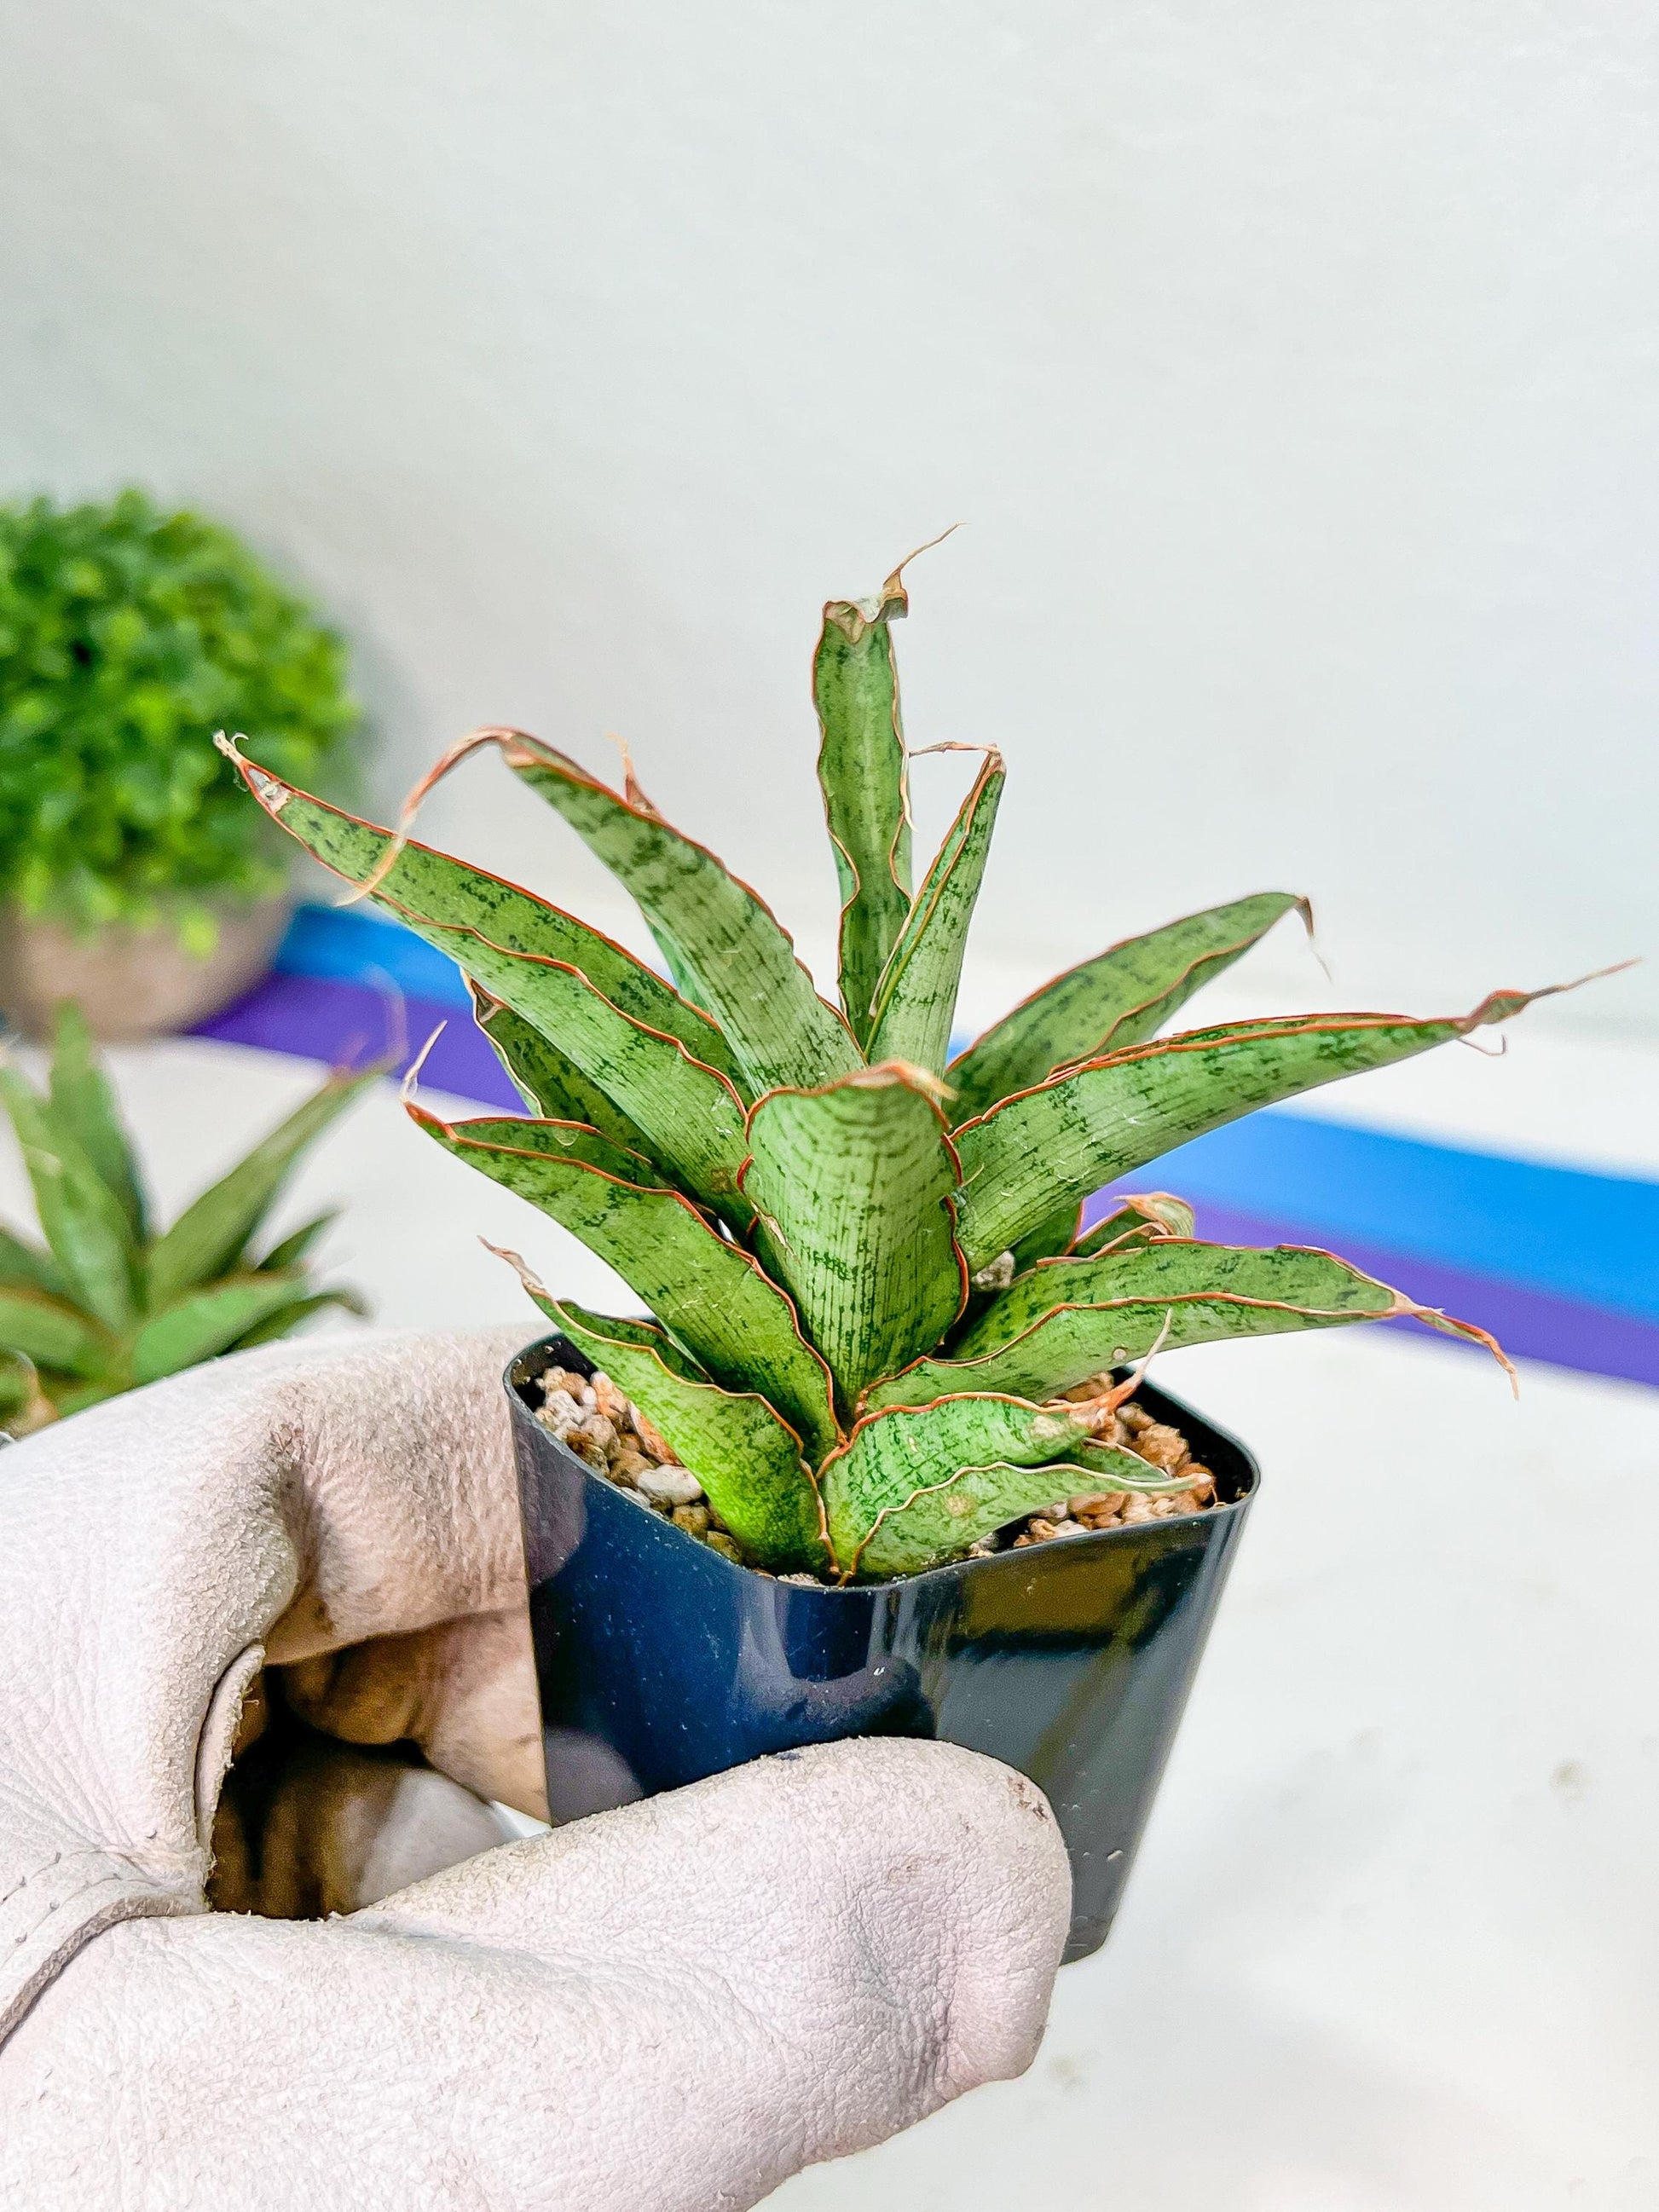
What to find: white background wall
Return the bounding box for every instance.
[3,1,1655,1036]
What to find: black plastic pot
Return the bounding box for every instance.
[508,1335,1258,1961]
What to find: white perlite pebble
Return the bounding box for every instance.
[634,1463,704,1507]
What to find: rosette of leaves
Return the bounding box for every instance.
[224,562,1576,1580]
[0,1003,372,1429]
[0,489,360,950]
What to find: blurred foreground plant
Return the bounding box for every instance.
[0,1004,372,1431]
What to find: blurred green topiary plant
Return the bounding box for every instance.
[0,489,361,953]
[223,561,1596,1582]
[0,1002,373,1431]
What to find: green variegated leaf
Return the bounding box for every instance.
[413,1106,839,1458]
[469,985,667,1166]
[827,1389,1141,1584]
[48,1002,148,1239]
[741,1066,966,1412]
[865,1239,1506,1412]
[1071,1193,1196,1258]
[492,731,861,1093]
[946,892,1313,1124]
[147,1066,381,1311]
[952,986,1572,1270]
[815,574,913,1047]
[853,1446,1195,1578]
[866,754,1004,1071]
[0,1069,135,1332]
[523,1293,830,1572]
[130,1272,327,1384]
[222,746,745,1089]
[0,1285,113,1377]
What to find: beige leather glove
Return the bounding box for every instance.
[0,1331,1071,2209]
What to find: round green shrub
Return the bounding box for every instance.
[0,488,361,951]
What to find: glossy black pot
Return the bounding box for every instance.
[508,1335,1258,1961]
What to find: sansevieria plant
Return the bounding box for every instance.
[221,563,1577,1580]
[0,1002,372,1429]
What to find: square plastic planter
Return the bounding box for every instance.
[509,1335,1258,1961]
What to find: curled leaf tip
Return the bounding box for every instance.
[398,1023,446,1104]
[482,1239,552,1302]
[341,725,522,908]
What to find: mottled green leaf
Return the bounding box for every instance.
[524,1293,830,1573]
[866,1239,1504,1412]
[131,1271,327,1384]
[946,892,1312,1124]
[0,1068,136,1331]
[0,1285,113,1377]
[147,1065,380,1310]
[413,1106,840,1458]
[953,987,1568,1270]
[497,733,860,1093]
[815,574,913,1047]
[822,1391,1113,1571]
[741,1067,966,1413]
[469,984,665,1165]
[48,1001,147,1239]
[223,747,744,1088]
[866,754,1004,1071]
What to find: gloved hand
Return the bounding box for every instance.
[0,1330,1071,2210]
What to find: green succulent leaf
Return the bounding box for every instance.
[497,733,861,1093]
[469,984,667,1167]
[866,754,1004,1071]
[741,1067,967,1414]
[227,1287,367,1351]
[0,1285,114,1377]
[952,987,1569,1271]
[0,1068,136,1331]
[257,1211,339,1273]
[0,1224,70,1302]
[224,751,745,1090]
[946,892,1313,1125]
[130,1271,329,1384]
[815,574,913,1048]
[48,1001,148,1240]
[413,1106,840,1458]
[146,1064,381,1311]
[822,1390,1114,1574]
[866,1239,1505,1412]
[525,1294,830,1573]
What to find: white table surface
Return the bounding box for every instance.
[3,1037,1655,2211]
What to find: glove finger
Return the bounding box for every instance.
[279,1609,548,1822]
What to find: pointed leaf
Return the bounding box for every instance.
[469,985,666,1165]
[865,1239,1505,1412]
[952,985,1571,1270]
[223,748,745,1088]
[821,1391,1114,1574]
[0,1068,136,1331]
[147,1066,380,1311]
[257,1211,339,1272]
[866,754,1004,1071]
[48,1002,148,1240]
[227,1287,367,1352]
[946,892,1312,1124]
[413,1106,839,1458]
[0,1285,114,1377]
[525,1293,830,1573]
[131,1273,327,1384]
[853,1447,1194,1578]
[740,1067,967,1412]
[815,574,913,1046]
[496,732,861,1092]
[0,1225,70,1302]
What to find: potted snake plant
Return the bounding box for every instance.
[223,561,1575,1958]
